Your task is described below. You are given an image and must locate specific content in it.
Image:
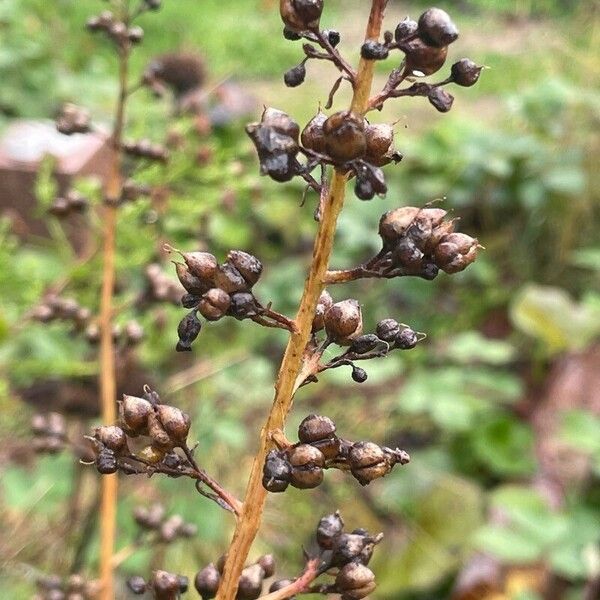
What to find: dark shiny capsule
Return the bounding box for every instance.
[355,177,374,201]
[350,334,381,355]
[176,310,202,351]
[228,292,260,319]
[428,87,454,113]
[178,575,189,593]
[317,512,344,549]
[181,293,201,308]
[284,63,306,87]
[394,18,418,42]
[418,7,459,48]
[194,564,220,600]
[283,26,302,40]
[360,41,389,60]
[96,448,118,474]
[395,327,418,349]
[450,58,483,87]
[326,29,341,46]
[351,366,368,383]
[376,319,400,343]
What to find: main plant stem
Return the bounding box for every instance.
[216,3,388,599]
[99,37,129,600]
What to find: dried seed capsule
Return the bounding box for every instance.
[434,232,479,273]
[428,86,454,112]
[354,176,374,201]
[147,411,174,450]
[325,29,341,46]
[418,7,458,48]
[94,425,127,454]
[376,319,400,343]
[335,563,376,600]
[120,394,152,435]
[401,38,448,76]
[316,512,344,549]
[280,0,323,33]
[214,263,248,294]
[151,570,180,600]
[195,564,220,600]
[127,576,147,594]
[95,448,118,474]
[351,365,368,383]
[331,533,370,566]
[365,123,394,164]
[394,17,418,42]
[301,110,327,154]
[360,41,389,60]
[56,103,91,135]
[181,251,218,282]
[66,575,85,593]
[378,206,421,247]
[312,289,333,332]
[199,288,231,321]
[392,238,425,274]
[324,299,363,345]
[157,404,191,444]
[289,444,325,489]
[128,25,144,44]
[348,441,390,485]
[323,111,366,163]
[262,450,291,493]
[181,293,201,309]
[227,250,263,287]
[175,262,209,295]
[228,292,260,320]
[159,514,185,543]
[283,26,302,40]
[258,555,276,578]
[261,107,300,141]
[176,310,202,352]
[178,575,189,593]
[237,564,264,600]
[298,414,340,459]
[124,320,144,345]
[350,334,382,355]
[395,327,418,349]
[451,58,483,87]
[284,63,306,87]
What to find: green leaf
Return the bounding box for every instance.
[474,524,543,563]
[442,331,515,365]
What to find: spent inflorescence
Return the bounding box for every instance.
[127,570,189,599]
[32,574,100,600]
[167,246,295,352]
[133,503,197,544]
[262,414,409,492]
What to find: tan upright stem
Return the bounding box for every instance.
[216,3,388,599]
[99,38,129,600]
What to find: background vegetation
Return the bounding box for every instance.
[0,0,598,598]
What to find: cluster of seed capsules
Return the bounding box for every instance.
[194,555,275,600]
[373,205,480,280]
[246,106,399,202]
[171,247,286,351]
[85,9,145,47]
[30,294,144,348]
[262,414,409,492]
[127,571,189,600]
[309,289,423,383]
[88,387,191,473]
[133,502,197,543]
[30,412,67,454]
[32,574,100,600]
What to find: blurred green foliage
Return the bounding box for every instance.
[1,1,599,599]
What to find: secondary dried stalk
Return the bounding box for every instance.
[98,27,130,600]
[215,3,389,599]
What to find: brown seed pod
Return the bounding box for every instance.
[94,425,128,454]
[280,0,323,33]
[324,299,363,345]
[258,555,276,578]
[195,564,220,600]
[378,206,421,247]
[237,563,265,600]
[157,404,191,444]
[323,111,367,163]
[335,563,376,600]
[228,292,260,320]
[198,288,231,321]
[288,444,325,489]
[418,7,459,48]
[150,570,180,600]
[316,512,344,549]
[301,110,327,154]
[312,289,333,332]
[297,414,340,459]
[401,38,448,76]
[227,250,263,287]
[451,58,483,87]
[261,107,300,141]
[434,232,479,273]
[120,395,152,435]
[262,450,291,493]
[348,441,390,485]
[364,123,393,164]
[214,263,249,294]
[148,411,174,450]
[175,262,210,295]
[181,251,218,282]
